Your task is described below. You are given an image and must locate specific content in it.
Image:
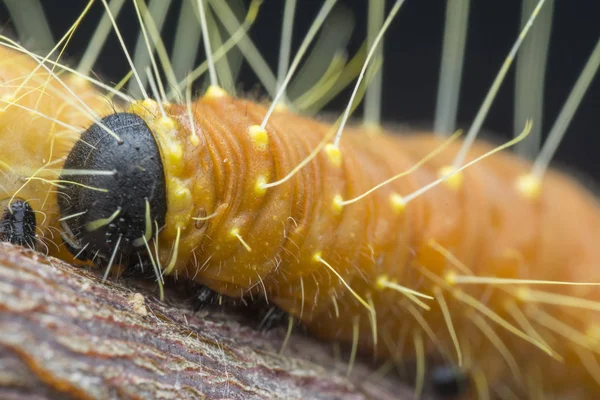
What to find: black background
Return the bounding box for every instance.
[1,0,599,180]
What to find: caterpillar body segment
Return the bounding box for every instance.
[0,45,110,260]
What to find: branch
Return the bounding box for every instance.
[0,243,412,399]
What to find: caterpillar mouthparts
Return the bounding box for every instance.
[58,112,167,264]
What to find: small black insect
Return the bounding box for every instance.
[0,199,37,249]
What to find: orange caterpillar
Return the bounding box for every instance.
[1,0,599,399]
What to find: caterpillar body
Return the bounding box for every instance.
[0,46,110,262]
[0,0,599,399]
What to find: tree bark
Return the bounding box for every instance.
[0,243,413,399]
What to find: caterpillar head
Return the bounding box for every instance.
[58,113,167,266]
[0,199,37,249]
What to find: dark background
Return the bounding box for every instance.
[1,0,599,180]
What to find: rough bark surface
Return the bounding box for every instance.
[0,243,414,399]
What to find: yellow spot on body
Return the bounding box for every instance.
[332,194,344,214]
[190,134,200,146]
[205,85,228,98]
[324,143,342,167]
[174,186,192,205]
[438,165,463,190]
[445,271,458,286]
[374,274,433,310]
[516,286,531,302]
[515,173,542,200]
[138,99,160,116]
[375,274,389,290]
[255,175,268,196]
[230,228,252,252]
[157,116,176,131]
[165,142,184,174]
[248,125,269,151]
[312,251,323,263]
[390,193,406,214]
[141,98,156,108]
[168,178,193,228]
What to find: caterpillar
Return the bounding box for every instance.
[0,0,599,399]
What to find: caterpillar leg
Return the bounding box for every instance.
[192,285,292,332]
[256,304,291,332]
[120,256,164,280]
[193,285,222,312]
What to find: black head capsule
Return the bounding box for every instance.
[58,112,167,265]
[0,199,37,249]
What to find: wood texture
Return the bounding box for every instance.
[0,243,413,399]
